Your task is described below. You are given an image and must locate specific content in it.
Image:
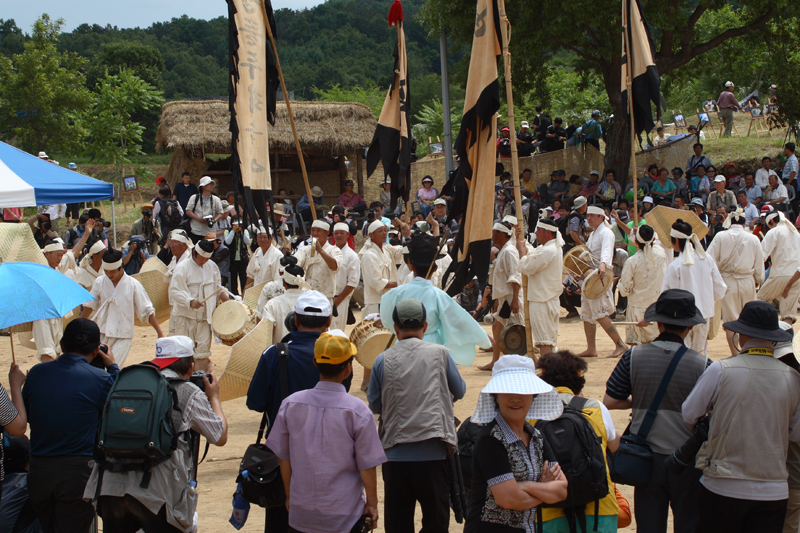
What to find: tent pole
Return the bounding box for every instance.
[111,197,117,249]
[623,1,639,225]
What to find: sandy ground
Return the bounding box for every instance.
[0,308,759,532]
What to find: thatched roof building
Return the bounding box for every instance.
[156,99,377,201]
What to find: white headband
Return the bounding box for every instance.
[194,243,213,258]
[767,210,799,235]
[170,231,193,246]
[102,259,122,270]
[311,220,330,231]
[89,241,106,256]
[635,226,656,265]
[43,242,65,253]
[536,221,564,247]
[282,269,305,287]
[492,222,512,235]
[368,220,385,234]
[723,207,745,229]
[670,228,706,265]
[333,222,350,233]
[586,206,605,216]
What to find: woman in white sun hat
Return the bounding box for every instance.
[465,355,568,532]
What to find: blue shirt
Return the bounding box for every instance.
[174,182,199,211]
[581,119,602,140]
[22,354,119,457]
[783,154,798,187]
[246,331,352,433]
[122,247,150,275]
[297,194,322,213]
[367,344,466,461]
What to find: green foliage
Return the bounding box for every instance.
[412,98,461,159]
[312,83,387,118]
[765,12,800,130]
[0,19,24,56]
[0,15,92,154]
[86,41,165,90]
[84,68,163,179]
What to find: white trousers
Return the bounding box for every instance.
[580,286,615,325]
[101,335,133,367]
[686,321,710,355]
[331,296,351,331]
[528,300,559,346]
[759,274,800,322]
[170,315,213,359]
[720,273,756,322]
[625,305,659,346]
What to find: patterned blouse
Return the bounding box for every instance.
[465,413,545,533]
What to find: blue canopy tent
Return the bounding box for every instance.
[0,141,117,244]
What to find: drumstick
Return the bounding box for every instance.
[198,286,225,305]
[610,321,645,326]
[425,228,451,279]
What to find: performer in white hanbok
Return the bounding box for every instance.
[162,229,192,285]
[758,211,800,323]
[516,218,563,356]
[707,208,764,352]
[75,240,106,290]
[294,220,342,309]
[81,249,164,366]
[662,219,727,354]
[580,206,628,358]
[168,239,230,373]
[262,261,307,342]
[618,225,666,345]
[331,223,360,331]
[359,220,398,316]
[245,226,283,288]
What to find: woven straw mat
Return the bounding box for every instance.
[644,206,708,248]
[133,262,170,326]
[243,281,268,312]
[218,318,273,402]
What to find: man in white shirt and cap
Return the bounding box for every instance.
[618,225,667,345]
[580,205,628,358]
[245,226,283,288]
[168,239,230,373]
[480,220,522,370]
[758,211,800,323]
[662,218,727,354]
[707,207,765,353]
[184,176,225,243]
[332,222,360,331]
[360,220,398,316]
[261,259,307,342]
[80,248,164,366]
[516,217,563,356]
[295,219,342,309]
[163,229,193,285]
[75,240,107,290]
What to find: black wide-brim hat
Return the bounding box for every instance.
[644,289,707,327]
[723,300,793,342]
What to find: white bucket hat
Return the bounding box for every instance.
[471,355,563,424]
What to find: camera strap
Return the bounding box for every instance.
[255,343,290,444]
[636,345,689,441]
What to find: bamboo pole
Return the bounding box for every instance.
[259,1,316,222]
[622,2,639,225]
[497,0,534,359]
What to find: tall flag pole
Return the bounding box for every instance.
[366,0,411,214]
[441,0,502,297]
[227,0,279,232]
[496,0,533,358]
[621,0,663,224]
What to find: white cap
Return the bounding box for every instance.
[333,222,350,233]
[590,170,599,176]
[713,175,727,183]
[725,81,734,87]
[433,198,447,206]
[520,121,529,128]
[643,196,654,203]
[155,336,195,359]
[199,176,215,187]
[295,291,331,317]
[573,196,587,209]
[38,151,48,159]
[311,219,330,231]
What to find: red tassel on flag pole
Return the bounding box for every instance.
[388,0,403,26]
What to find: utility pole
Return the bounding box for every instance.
[440,31,454,176]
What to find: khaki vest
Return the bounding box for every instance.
[379,337,457,453]
[697,354,800,483]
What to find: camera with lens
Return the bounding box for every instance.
[204,215,215,228]
[665,415,709,475]
[366,209,376,223]
[715,214,723,222]
[189,370,212,392]
[566,281,580,293]
[142,209,153,218]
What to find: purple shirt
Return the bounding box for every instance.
[266,381,387,533]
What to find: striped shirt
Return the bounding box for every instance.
[0,383,20,481]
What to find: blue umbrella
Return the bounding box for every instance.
[0,262,95,330]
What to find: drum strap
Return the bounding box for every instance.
[255,343,290,443]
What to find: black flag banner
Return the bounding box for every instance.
[621,0,663,136]
[366,0,411,211]
[228,0,280,231]
[441,0,502,296]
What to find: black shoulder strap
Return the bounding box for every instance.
[636,345,689,440]
[255,343,290,444]
[567,395,589,412]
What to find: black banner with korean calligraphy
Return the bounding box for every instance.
[366,1,410,211]
[441,0,501,297]
[621,0,662,137]
[228,0,279,232]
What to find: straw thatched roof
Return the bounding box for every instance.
[155,99,377,155]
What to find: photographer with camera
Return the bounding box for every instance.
[26,213,58,248]
[86,335,228,532]
[122,235,150,275]
[682,301,800,533]
[129,203,161,255]
[22,318,118,532]
[185,176,225,243]
[604,290,710,533]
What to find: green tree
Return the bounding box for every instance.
[85,68,163,182]
[412,98,462,159]
[0,15,92,154]
[0,19,25,56]
[312,84,387,118]
[421,0,788,181]
[86,41,164,90]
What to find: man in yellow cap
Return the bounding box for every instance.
[267,330,385,533]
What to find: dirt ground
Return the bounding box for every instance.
[0,308,754,532]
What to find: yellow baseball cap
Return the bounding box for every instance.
[314,330,357,365]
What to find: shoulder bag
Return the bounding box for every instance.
[236,343,290,508]
[609,344,688,486]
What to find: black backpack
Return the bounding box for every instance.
[534,396,609,533]
[498,137,512,156]
[555,211,583,246]
[538,114,553,140]
[456,416,485,493]
[160,198,183,228]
